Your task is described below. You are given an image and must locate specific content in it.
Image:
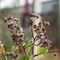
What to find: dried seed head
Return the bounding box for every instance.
[43,21,50,25]
[14,18,20,21]
[30,12,40,18]
[6,52,10,56]
[6,52,18,58]
[28,12,41,26]
[34,28,40,34]
[4,17,7,23]
[10,52,15,56]
[33,25,37,28]
[8,22,14,28]
[36,34,42,38]
[0,41,5,55]
[13,54,18,58]
[27,17,34,26]
[4,14,13,23]
[14,18,20,24]
[11,33,24,44]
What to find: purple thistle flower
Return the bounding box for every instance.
[8,22,14,28]
[10,52,15,56]
[41,36,48,40]
[10,28,15,33]
[13,53,18,58]
[6,52,10,56]
[4,13,13,23]
[6,52,18,58]
[40,35,51,46]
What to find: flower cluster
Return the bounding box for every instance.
[4,14,24,45]
[4,13,13,23]
[2,13,52,59]
[6,52,18,58]
[27,12,40,26]
[40,36,51,47]
[27,12,51,47]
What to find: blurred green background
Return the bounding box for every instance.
[0,0,60,60]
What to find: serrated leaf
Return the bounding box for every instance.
[37,47,48,55]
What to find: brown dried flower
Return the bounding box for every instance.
[0,41,5,55]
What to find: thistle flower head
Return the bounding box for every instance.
[6,52,18,58]
[28,12,51,48]
[4,14,24,45]
[30,12,40,18]
[11,32,24,45]
[43,21,50,26]
[4,13,13,23]
[27,12,41,26]
[40,35,51,47]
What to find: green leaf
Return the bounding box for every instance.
[25,43,33,49]
[18,56,33,60]
[37,47,48,55]
[19,56,29,60]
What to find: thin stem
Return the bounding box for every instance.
[30,26,34,39]
[33,54,39,57]
[33,50,60,57]
[19,44,26,56]
[30,26,34,55]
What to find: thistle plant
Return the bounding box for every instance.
[1,12,51,60]
[27,12,51,47]
[27,13,51,58]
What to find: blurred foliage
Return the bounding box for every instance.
[37,47,48,55]
[18,55,33,60]
[0,8,11,17]
[0,8,13,51]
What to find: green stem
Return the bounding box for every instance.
[30,26,33,37]
[30,26,34,55]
